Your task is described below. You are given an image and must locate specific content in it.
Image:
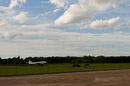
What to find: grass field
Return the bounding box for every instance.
[0,63,130,76]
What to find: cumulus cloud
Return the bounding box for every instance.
[9,0,26,9]
[89,0,117,11]
[13,11,28,23]
[0,32,23,40]
[9,0,18,9]
[53,9,60,13]
[49,0,76,14]
[0,0,27,25]
[89,17,120,29]
[50,0,65,7]
[55,0,118,25]
[0,7,15,26]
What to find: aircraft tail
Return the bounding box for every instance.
[29,60,32,64]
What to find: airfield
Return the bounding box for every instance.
[0,69,130,86]
[1,63,130,76]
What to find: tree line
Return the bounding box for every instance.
[0,56,130,64]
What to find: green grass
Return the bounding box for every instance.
[0,63,130,76]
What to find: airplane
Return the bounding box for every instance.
[28,60,47,66]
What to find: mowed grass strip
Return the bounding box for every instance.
[0,63,130,76]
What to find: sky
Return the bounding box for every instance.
[0,0,130,58]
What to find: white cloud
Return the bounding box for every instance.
[13,11,28,23]
[50,0,65,7]
[89,0,117,11]
[54,0,118,25]
[49,0,77,9]
[1,24,130,57]
[0,32,22,40]
[0,0,27,25]
[89,17,120,29]
[9,0,18,9]
[0,7,15,26]
[40,11,51,16]
[18,0,26,3]
[9,0,27,9]
[0,0,130,57]
[33,11,51,19]
[53,9,60,13]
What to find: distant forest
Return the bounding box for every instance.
[1,56,130,64]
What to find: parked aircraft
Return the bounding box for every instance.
[28,60,47,66]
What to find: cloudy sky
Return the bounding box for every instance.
[0,0,130,58]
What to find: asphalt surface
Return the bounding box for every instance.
[0,69,130,86]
